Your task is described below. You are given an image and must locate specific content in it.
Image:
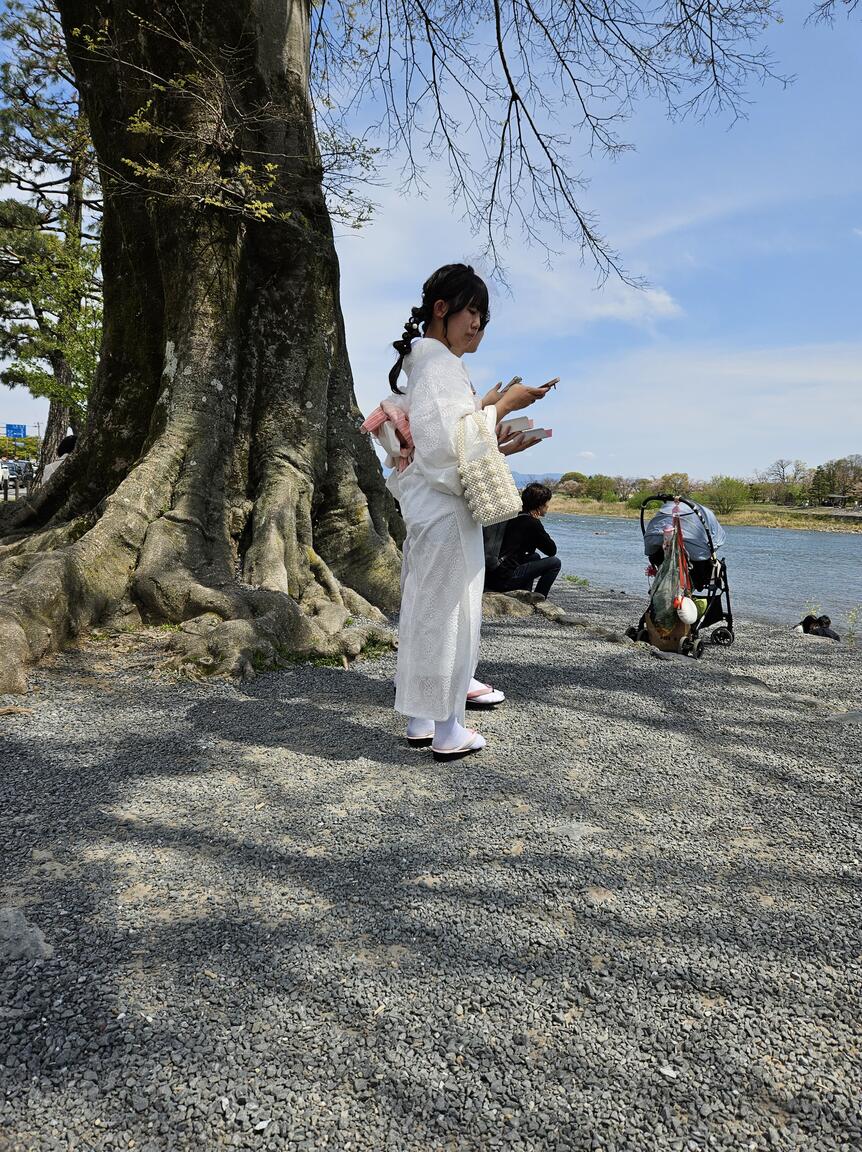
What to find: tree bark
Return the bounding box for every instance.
[0,0,402,692]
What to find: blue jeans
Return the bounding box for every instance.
[496,552,561,598]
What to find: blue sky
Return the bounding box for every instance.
[3,8,860,480]
[336,9,862,480]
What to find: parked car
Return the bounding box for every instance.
[8,461,33,485]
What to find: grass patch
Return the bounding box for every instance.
[356,637,396,662]
[564,573,589,588]
[278,651,345,669]
[550,496,636,519]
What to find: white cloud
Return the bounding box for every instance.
[336,170,682,419]
[616,193,772,249]
[538,341,862,477]
[853,227,862,238]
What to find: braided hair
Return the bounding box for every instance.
[388,263,490,393]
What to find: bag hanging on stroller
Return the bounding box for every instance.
[626,494,735,657]
[643,507,696,652]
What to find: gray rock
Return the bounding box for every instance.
[0,906,54,960]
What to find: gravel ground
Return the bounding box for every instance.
[1,587,860,1152]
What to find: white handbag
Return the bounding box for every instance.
[457,411,522,526]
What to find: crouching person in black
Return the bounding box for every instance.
[485,482,561,600]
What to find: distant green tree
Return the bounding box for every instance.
[627,486,655,509]
[747,481,768,503]
[0,0,101,467]
[829,455,862,496]
[656,472,692,496]
[756,458,810,504]
[702,475,749,515]
[809,466,831,504]
[0,435,41,458]
[584,473,618,502]
[0,200,101,418]
[559,471,588,485]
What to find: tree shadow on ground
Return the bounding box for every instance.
[1,620,860,1150]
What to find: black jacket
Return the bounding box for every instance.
[487,512,557,584]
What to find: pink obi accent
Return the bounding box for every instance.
[361,400,415,471]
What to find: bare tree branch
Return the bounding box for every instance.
[309,0,792,278]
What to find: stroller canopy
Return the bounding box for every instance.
[643,500,727,561]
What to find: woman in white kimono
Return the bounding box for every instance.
[387,264,554,762]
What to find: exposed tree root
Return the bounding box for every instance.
[0,426,396,693]
[160,592,391,682]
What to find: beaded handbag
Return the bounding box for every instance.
[457,411,522,527]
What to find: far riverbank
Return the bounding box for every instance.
[549,495,862,533]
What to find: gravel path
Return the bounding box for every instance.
[1,587,860,1152]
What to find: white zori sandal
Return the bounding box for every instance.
[432,730,486,763]
[465,679,505,710]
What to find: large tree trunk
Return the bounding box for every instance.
[0,0,402,693]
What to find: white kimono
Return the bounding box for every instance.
[387,338,499,722]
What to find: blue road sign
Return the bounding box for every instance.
[5,424,27,439]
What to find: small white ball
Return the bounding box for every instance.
[677,596,698,625]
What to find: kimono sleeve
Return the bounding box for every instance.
[408,355,498,497]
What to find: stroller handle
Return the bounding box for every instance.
[638,493,717,556]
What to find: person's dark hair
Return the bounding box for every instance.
[388,263,490,393]
[521,482,553,513]
[57,434,77,457]
[799,613,833,633]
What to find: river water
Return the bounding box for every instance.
[546,512,862,630]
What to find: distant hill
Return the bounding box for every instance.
[510,471,563,487]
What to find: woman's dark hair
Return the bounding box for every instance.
[388,263,490,392]
[521,482,553,513]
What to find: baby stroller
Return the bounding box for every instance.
[625,495,735,658]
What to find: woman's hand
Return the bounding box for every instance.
[481,377,520,409]
[498,432,541,457]
[496,378,559,418]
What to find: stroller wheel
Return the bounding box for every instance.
[692,639,705,659]
[625,626,639,641]
[677,636,690,655]
[711,626,734,647]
